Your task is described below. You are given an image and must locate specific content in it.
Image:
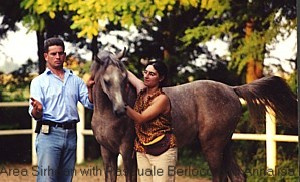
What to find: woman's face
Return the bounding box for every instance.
[143,65,161,88]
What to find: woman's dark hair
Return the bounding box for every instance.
[145,61,169,87]
[44,37,65,53]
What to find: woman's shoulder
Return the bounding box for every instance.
[153,93,170,104]
[155,94,171,115]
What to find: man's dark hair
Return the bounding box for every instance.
[44,37,65,53]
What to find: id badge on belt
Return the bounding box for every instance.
[41,125,50,134]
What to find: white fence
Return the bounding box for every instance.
[0,102,298,175]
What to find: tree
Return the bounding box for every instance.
[20,0,296,83]
[49,0,239,84]
[20,0,100,73]
[182,0,296,83]
[0,0,25,38]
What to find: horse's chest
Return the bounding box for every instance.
[92,119,123,143]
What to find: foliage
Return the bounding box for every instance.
[20,0,96,73]
[177,140,298,180]
[20,0,199,39]
[36,0,296,77]
[0,56,90,102]
[0,59,37,102]
[182,0,296,76]
[239,146,299,181]
[177,142,211,179]
[232,101,298,181]
[286,71,297,94]
[0,0,26,38]
[20,0,86,43]
[18,0,296,83]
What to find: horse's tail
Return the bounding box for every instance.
[232,76,297,128]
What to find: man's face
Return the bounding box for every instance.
[44,45,66,69]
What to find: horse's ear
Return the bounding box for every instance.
[94,54,104,65]
[140,58,149,66]
[116,47,127,60]
[120,57,128,63]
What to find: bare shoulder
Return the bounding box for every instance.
[153,94,170,104]
[154,94,171,113]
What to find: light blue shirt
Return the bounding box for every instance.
[29,68,93,123]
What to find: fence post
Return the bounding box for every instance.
[76,104,85,164]
[265,107,276,176]
[32,118,37,166]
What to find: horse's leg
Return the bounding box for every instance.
[223,142,246,182]
[199,128,230,182]
[121,151,137,182]
[100,146,118,182]
[201,144,228,182]
[119,137,137,182]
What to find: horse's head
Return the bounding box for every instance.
[91,49,128,116]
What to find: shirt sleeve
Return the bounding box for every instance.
[78,78,94,110]
[28,78,44,118]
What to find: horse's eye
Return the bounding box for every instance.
[104,80,110,86]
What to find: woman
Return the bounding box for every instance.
[125,61,177,182]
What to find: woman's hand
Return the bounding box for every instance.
[125,94,170,123]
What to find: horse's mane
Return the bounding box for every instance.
[91,50,126,79]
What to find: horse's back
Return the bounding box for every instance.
[163,80,242,147]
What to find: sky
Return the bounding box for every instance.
[0,22,92,73]
[0,23,38,71]
[0,22,297,73]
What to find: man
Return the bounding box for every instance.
[29,37,94,182]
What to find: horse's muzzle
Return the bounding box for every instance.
[114,107,126,117]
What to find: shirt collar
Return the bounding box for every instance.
[45,68,73,75]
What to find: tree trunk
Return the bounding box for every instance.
[91,35,99,60]
[246,58,263,83]
[245,19,263,83]
[36,31,46,74]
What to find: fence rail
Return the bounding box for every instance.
[0,102,298,175]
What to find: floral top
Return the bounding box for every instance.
[133,88,177,153]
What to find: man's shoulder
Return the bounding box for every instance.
[30,69,52,86]
[31,72,46,82]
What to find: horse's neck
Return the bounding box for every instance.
[93,83,112,111]
[125,83,137,107]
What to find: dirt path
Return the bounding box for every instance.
[0,164,211,182]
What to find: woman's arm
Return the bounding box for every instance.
[125,94,170,124]
[127,70,146,93]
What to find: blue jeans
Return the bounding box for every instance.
[35,126,77,182]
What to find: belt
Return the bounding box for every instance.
[42,120,77,129]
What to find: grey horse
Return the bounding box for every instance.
[90,50,297,182]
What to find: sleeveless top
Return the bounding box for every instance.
[133,88,177,153]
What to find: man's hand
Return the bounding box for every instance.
[30,97,43,119]
[86,77,95,103]
[86,77,95,90]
